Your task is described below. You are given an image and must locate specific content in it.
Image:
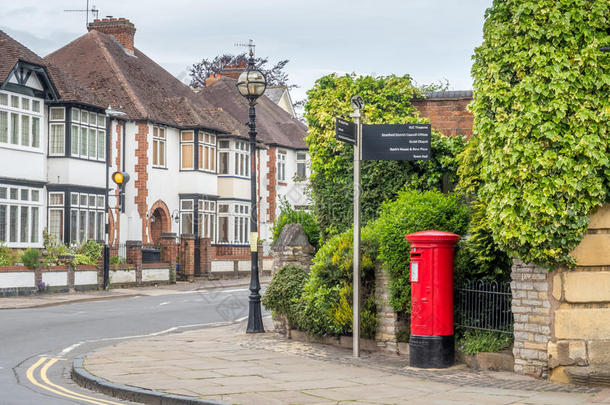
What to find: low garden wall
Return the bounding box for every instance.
[0,262,172,296]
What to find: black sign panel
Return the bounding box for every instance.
[362,124,431,161]
[335,118,356,145]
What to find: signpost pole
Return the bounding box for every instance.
[350,100,363,358]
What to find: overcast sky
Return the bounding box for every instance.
[0,0,493,103]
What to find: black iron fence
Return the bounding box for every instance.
[455,279,513,334]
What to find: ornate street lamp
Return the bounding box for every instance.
[236,46,267,333]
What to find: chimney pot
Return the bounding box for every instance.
[88,17,136,54]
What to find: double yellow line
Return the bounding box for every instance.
[26,357,123,405]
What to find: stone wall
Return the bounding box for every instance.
[548,203,610,386]
[511,203,610,385]
[510,260,552,377]
[374,263,398,354]
[271,223,314,275]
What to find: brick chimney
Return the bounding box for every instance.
[88,18,136,54]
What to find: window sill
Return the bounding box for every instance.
[277,182,288,186]
[152,165,168,170]
[0,143,44,154]
[218,175,250,180]
[49,155,106,163]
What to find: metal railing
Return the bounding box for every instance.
[455,279,513,335]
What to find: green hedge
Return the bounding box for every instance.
[375,189,471,314]
[262,264,309,327]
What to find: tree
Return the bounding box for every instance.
[304,73,466,240]
[459,0,610,268]
[189,53,293,89]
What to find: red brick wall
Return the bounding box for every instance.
[412,97,473,138]
[266,147,277,221]
[134,122,149,243]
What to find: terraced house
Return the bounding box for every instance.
[1,18,309,277]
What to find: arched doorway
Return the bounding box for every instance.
[148,201,171,245]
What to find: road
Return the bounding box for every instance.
[0,285,266,404]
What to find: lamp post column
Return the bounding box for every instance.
[247,103,264,333]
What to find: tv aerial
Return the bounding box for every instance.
[64,0,100,28]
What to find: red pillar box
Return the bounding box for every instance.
[405,230,460,368]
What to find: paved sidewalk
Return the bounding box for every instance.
[79,318,610,405]
[0,277,268,309]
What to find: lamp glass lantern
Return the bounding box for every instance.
[236,69,267,102]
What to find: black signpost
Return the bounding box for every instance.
[335,98,432,360]
[336,118,356,145]
[362,124,431,161]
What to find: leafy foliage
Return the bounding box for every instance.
[271,198,320,249]
[262,264,309,327]
[0,244,21,266]
[296,224,379,338]
[304,73,466,239]
[189,53,293,89]
[458,330,513,355]
[462,0,610,268]
[374,189,470,313]
[21,248,40,269]
[72,240,102,265]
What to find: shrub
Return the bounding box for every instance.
[375,188,470,314]
[21,248,40,269]
[457,330,513,355]
[42,229,70,266]
[262,264,309,326]
[297,224,378,337]
[0,244,11,266]
[271,198,320,249]
[73,240,102,264]
[110,256,127,265]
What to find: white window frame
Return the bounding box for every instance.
[69,107,106,162]
[152,126,166,168]
[0,184,43,247]
[68,192,105,244]
[296,151,307,180]
[198,132,216,172]
[216,201,249,245]
[0,91,44,151]
[234,141,250,178]
[277,151,287,182]
[198,199,216,241]
[180,131,195,170]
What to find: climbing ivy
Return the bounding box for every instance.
[462,0,610,268]
[305,73,466,240]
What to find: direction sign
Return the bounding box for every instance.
[335,118,356,145]
[362,124,431,161]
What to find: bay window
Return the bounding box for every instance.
[0,184,42,247]
[67,106,106,161]
[0,92,44,151]
[198,132,216,172]
[216,201,249,244]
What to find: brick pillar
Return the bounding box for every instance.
[511,259,551,378]
[160,232,177,266]
[200,237,211,276]
[180,234,195,282]
[126,240,143,284]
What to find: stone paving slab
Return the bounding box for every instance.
[78,318,610,405]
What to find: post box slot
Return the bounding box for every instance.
[410,253,421,257]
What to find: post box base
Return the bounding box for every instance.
[409,334,454,368]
